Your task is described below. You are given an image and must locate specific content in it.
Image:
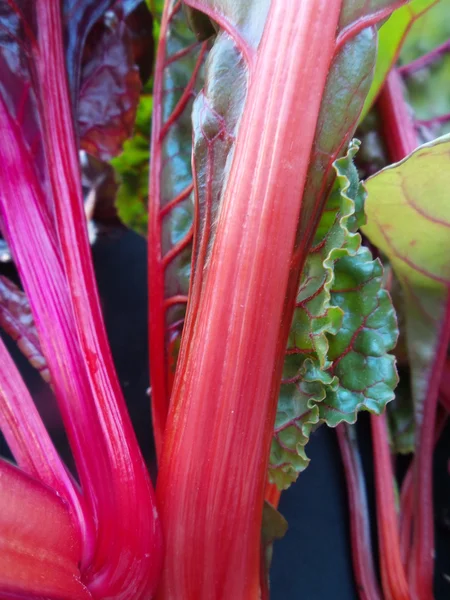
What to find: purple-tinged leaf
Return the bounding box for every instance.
[0,276,49,383]
[63,0,115,114]
[0,459,91,600]
[78,9,141,161]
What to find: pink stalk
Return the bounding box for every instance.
[0,335,85,533]
[31,2,162,596]
[371,413,410,600]
[0,93,99,567]
[0,2,162,596]
[337,424,382,600]
[377,67,450,600]
[156,2,343,597]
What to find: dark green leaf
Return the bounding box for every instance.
[270,141,399,489]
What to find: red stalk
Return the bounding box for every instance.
[147,0,176,459]
[156,2,343,597]
[148,1,206,459]
[371,413,410,600]
[399,406,448,569]
[337,424,382,600]
[377,70,418,162]
[377,68,450,600]
[398,39,450,76]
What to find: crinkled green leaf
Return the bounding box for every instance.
[360,0,438,122]
[399,0,450,139]
[269,141,398,489]
[363,134,450,426]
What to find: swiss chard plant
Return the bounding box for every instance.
[0,0,449,599]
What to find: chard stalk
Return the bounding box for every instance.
[371,413,410,600]
[156,2,343,597]
[0,2,162,597]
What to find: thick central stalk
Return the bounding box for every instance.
[156,1,342,598]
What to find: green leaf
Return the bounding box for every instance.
[399,0,450,139]
[269,141,398,489]
[360,0,438,122]
[362,134,450,424]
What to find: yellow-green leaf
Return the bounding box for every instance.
[363,134,450,423]
[360,0,438,122]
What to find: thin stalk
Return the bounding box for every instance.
[399,405,448,569]
[371,413,410,600]
[377,70,418,161]
[337,424,382,600]
[148,1,207,459]
[148,0,178,459]
[156,1,343,597]
[398,39,450,76]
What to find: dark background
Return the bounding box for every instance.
[1,230,449,599]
